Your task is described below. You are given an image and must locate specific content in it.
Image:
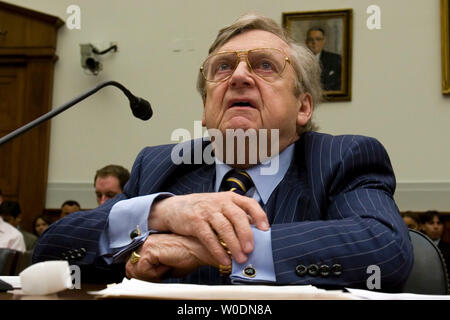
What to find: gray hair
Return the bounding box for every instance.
[196,13,322,133]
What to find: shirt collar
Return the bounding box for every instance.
[214,143,295,205]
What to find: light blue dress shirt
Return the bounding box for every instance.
[99,143,295,283]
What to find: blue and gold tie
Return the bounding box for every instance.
[220,169,254,195]
[218,169,257,277]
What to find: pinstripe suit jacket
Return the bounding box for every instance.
[33,131,413,290]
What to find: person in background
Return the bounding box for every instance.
[0,204,25,252]
[305,27,341,91]
[0,200,37,251]
[94,165,130,206]
[401,211,421,230]
[33,215,53,237]
[420,210,450,279]
[60,200,81,219]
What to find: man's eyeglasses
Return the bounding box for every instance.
[306,37,324,43]
[200,47,291,83]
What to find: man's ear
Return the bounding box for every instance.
[201,112,206,126]
[296,93,313,127]
[201,101,207,126]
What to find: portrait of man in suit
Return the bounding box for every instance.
[305,27,342,91]
[33,13,412,291]
[283,10,352,100]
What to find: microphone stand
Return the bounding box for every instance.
[0,81,149,146]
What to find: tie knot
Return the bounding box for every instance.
[220,170,254,195]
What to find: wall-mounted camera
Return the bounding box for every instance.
[80,43,118,75]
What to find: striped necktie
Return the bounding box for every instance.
[220,169,254,195]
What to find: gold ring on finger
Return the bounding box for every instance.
[130,251,141,264]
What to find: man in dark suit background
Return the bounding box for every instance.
[306,27,342,91]
[33,13,412,291]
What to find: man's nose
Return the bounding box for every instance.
[229,60,254,87]
[99,195,107,205]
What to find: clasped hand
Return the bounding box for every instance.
[125,192,269,281]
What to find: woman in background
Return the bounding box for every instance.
[401,211,421,230]
[33,215,52,237]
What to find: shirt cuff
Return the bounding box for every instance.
[112,230,155,263]
[230,226,276,284]
[108,193,173,249]
[99,192,173,264]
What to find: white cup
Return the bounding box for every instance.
[19,261,73,295]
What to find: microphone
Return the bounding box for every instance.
[131,97,152,120]
[114,82,153,120]
[0,81,152,146]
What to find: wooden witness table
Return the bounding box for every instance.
[0,283,106,300]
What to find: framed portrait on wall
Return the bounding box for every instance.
[282,9,352,101]
[441,0,450,95]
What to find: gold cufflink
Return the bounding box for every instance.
[243,264,256,278]
[129,225,141,239]
[129,251,141,264]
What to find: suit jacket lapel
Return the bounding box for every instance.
[165,164,215,195]
[265,138,311,224]
[151,139,215,195]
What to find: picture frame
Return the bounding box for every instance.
[441,0,450,95]
[282,9,353,101]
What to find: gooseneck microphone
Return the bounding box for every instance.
[0,81,152,146]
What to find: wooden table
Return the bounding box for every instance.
[0,283,106,300]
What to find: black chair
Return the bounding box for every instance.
[403,229,449,295]
[14,250,33,275]
[0,248,21,276]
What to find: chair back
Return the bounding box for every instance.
[14,250,33,275]
[0,248,21,276]
[403,229,449,295]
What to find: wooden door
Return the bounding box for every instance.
[0,63,26,203]
[0,1,63,232]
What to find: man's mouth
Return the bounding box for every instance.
[228,100,256,108]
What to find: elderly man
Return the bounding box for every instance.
[33,13,412,291]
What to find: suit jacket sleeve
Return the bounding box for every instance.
[31,147,151,283]
[271,135,413,291]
